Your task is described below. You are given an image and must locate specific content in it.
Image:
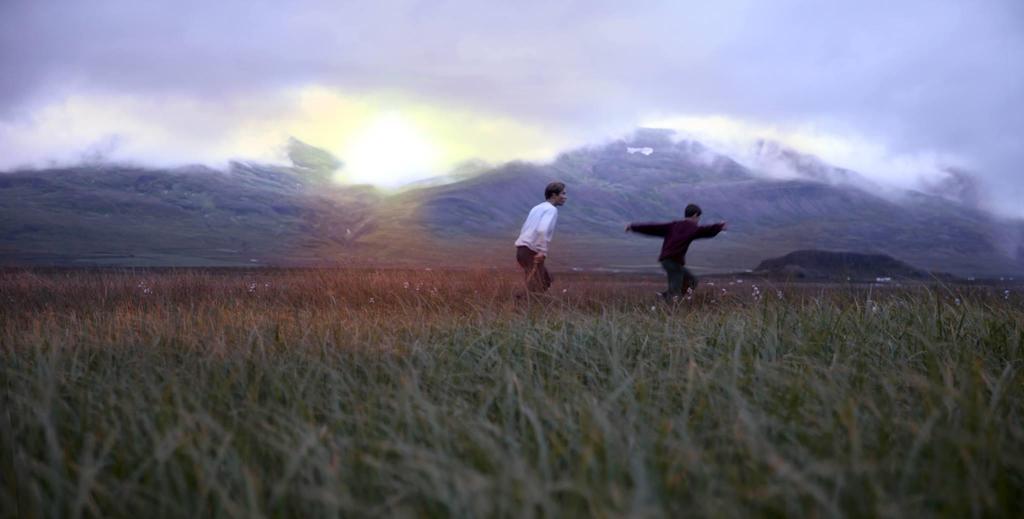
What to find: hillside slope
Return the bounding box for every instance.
[2,132,1022,276]
[372,131,1023,276]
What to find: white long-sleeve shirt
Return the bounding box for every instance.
[514,201,559,253]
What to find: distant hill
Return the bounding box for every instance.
[370,129,1024,276]
[753,250,945,281]
[2,132,1023,276]
[0,154,380,266]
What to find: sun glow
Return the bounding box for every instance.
[340,112,440,187]
[285,87,568,186]
[0,86,571,187]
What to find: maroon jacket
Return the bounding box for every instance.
[629,220,725,264]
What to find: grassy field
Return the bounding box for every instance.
[1,268,1022,517]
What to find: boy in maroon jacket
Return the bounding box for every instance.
[626,204,727,301]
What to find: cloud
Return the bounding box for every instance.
[0,92,292,169]
[1,0,1022,214]
[645,114,966,191]
[0,87,569,183]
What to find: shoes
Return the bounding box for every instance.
[657,291,686,303]
[657,291,682,303]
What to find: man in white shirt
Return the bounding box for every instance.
[514,182,567,293]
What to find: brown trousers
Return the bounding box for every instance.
[516,246,552,292]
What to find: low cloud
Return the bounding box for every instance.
[643,114,995,204]
[0,87,570,183]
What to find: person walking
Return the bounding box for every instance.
[514,182,567,293]
[626,203,726,301]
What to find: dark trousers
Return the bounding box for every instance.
[516,246,552,292]
[660,259,697,299]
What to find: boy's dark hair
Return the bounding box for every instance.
[684,204,702,218]
[545,182,566,200]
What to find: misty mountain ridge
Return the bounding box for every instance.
[748,139,878,188]
[1,130,1022,276]
[741,139,989,212]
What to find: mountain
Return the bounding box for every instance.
[0,158,379,266]
[368,130,1024,276]
[2,133,1023,276]
[748,139,879,189]
[753,250,937,281]
[286,137,343,183]
[918,167,984,209]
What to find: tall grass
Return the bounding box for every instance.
[1,269,1022,517]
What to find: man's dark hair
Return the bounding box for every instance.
[545,182,566,200]
[684,204,702,218]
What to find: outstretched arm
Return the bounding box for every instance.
[626,222,671,237]
[696,222,727,238]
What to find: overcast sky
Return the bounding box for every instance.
[1,0,1022,214]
